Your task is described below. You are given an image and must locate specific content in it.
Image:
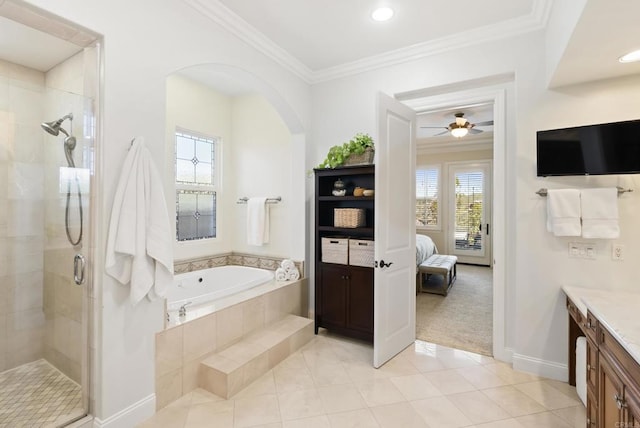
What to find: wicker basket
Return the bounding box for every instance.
[349,239,374,267]
[334,208,365,228]
[321,237,349,264]
[343,148,374,166]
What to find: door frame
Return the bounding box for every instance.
[400,83,510,362]
[446,160,492,266]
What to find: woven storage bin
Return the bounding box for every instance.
[334,208,365,228]
[321,237,349,264]
[349,239,375,267]
[344,148,374,166]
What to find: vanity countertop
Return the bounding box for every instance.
[563,285,640,367]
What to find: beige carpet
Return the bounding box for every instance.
[416,264,493,356]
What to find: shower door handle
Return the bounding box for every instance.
[74,253,86,285]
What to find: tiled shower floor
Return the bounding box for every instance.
[0,359,83,428]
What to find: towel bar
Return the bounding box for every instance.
[237,196,282,204]
[535,186,633,197]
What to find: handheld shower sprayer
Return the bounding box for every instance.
[41,113,76,168]
[40,112,83,247]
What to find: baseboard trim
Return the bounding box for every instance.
[512,353,567,381]
[93,394,155,428]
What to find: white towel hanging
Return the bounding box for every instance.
[105,137,174,305]
[247,197,270,246]
[546,189,581,237]
[581,187,619,239]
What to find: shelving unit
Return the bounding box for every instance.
[314,164,374,342]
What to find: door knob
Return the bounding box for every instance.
[378,260,393,269]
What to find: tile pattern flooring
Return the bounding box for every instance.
[0,359,83,428]
[139,332,586,428]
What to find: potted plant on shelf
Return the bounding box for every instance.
[317,133,374,168]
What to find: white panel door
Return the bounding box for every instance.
[374,92,416,368]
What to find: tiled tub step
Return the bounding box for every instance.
[199,314,313,398]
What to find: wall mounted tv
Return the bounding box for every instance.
[536,119,640,176]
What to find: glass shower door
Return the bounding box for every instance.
[0,82,93,426]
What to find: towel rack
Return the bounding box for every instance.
[535,186,633,197]
[237,196,282,204]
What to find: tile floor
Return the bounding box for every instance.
[0,359,83,428]
[138,332,585,428]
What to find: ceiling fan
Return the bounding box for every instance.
[421,112,494,138]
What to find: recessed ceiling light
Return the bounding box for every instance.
[619,49,640,63]
[371,7,394,22]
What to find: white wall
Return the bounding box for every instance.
[167,77,295,261]
[165,75,234,260]
[24,0,310,424]
[230,94,293,257]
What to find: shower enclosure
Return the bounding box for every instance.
[0,2,100,426]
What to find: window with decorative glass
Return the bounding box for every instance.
[175,130,219,241]
[416,166,440,230]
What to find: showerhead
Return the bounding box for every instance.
[41,113,73,137]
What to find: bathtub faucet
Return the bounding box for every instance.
[178,302,192,317]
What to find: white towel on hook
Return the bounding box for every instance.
[247,197,269,246]
[105,137,174,305]
[546,189,581,236]
[581,187,619,239]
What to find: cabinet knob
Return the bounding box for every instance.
[586,364,596,371]
[614,393,627,409]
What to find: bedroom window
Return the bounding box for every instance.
[175,129,220,241]
[416,166,440,230]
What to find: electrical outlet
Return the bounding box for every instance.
[569,242,597,259]
[612,244,624,261]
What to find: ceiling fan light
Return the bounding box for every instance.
[450,127,468,138]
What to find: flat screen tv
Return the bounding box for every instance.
[536,119,640,176]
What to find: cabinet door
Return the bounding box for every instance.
[347,268,374,333]
[320,264,348,328]
[587,392,597,428]
[599,354,625,427]
[625,388,640,428]
[587,337,599,393]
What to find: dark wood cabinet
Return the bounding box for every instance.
[566,296,640,428]
[314,165,374,342]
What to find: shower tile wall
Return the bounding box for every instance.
[0,52,87,381]
[0,58,47,372]
[42,51,87,383]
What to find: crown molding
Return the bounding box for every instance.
[184,0,552,85]
[183,0,313,83]
[313,0,552,83]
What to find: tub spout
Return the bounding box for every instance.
[179,301,192,317]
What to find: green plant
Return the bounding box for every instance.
[317,133,374,168]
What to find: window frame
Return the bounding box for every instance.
[174,127,222,242]
[415,164,441,231]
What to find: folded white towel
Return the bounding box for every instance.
[287,269,300,281]
[105,137,174,305]
[281,259,296,272]
[581,188,619,239]
[275,268,287,281]
[247,197,269,246]
[547,189,581,236]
